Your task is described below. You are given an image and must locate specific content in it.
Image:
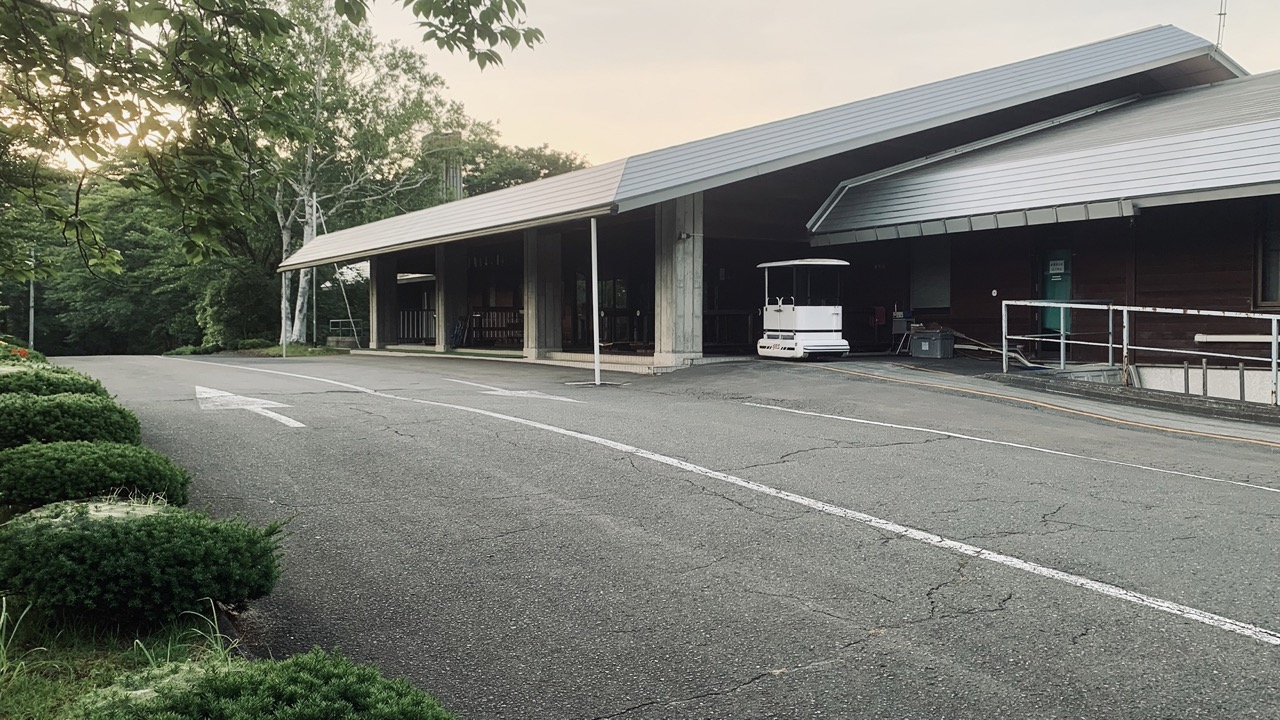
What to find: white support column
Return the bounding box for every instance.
[591,218,601,385]
[654,193,704,368]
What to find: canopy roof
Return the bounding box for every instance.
[281,25,1242,271]
[811,70,1280,243]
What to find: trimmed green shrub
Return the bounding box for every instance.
[0,393,141,449]
[0,499,283,626]
[0,441,190,507]
[71,649,455,720]
[164,344,222,356]
[0,336,47,363]
[236,338,273,350]
[0,366,109,397]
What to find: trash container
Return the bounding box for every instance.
[910,330,954,359]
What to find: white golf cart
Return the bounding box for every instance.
[756,259,850,359]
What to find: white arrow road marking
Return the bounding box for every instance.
[445,378,582,403]
[194,386,305,427]
[246,408,306,428]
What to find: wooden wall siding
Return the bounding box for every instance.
[929,200,1274,364]
[948,229,1037,345]
[1052,220,1131,362]
[1131,199,1267,363]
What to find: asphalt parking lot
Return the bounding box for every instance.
[66,353,1280,719]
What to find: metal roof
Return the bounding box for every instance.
[281,25,1240,271]
[811,70,1280,243]
[279,159,626,270]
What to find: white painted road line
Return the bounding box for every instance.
[248,408,307,428]
[745,402,1280,495]
[445,378,583,403]
[193,385,305,428]
[163,358,1280,647]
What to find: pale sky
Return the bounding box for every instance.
[370,1,1280,164]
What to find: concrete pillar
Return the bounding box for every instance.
[654,193,704,366]
[523,230,563,358]
[368,255,398,349]
[437,243,468,349]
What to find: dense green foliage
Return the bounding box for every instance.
[0,366,108,397]
[0,0,541,274]
[195,256,277,348]
[0,0,581,357]
[0,441,190,508]
[70,649,455,720]
[236,338,274,350]
[0,393,141,449]
[0,500,283,626]
[462,132,588,196]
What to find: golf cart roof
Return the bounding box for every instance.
[756,259,850,269]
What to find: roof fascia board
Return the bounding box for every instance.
[614,46,1228,214]
[818,181,1280,243]
[806,95,1141,232]
[824,185,1280,246]
[816,200,1138,245]
[278,204,614,272]
[1209,48,1250,79]
[1131,181,1280,209]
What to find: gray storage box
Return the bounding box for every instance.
[910,330,954,359]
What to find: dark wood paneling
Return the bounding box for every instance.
[948,228,1036,346]
[919,200,1272,365]
[1132,199,1265,362]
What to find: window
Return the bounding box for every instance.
[1261,199,1280,306]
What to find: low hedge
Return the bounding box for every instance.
[236,338,274,350]
[0,365,109,397]
[0,336,47,363]
[164,344,222,356]
[0,441,190,507]
[70,649,455,720]
[0,393,141,449]
[0,499,283,626]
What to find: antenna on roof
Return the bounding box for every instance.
[1215,0,1228,50]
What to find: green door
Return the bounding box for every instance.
[1042,250,1071,334]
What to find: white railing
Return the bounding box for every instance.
[1000,300,1280,406]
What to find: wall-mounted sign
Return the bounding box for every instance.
[1048,259,1066,274]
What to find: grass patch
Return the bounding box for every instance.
[0,598,233,720]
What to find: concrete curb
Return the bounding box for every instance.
[981,372,1280,427]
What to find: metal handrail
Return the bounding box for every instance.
[328,319,366,338]
[1001,300,1280,406]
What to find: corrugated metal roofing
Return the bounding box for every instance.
[281,25,1238,271]
[811,70,1280,240]
[612,25,1237,211]
[279,159,626,270]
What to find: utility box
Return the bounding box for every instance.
[910,330,954,359]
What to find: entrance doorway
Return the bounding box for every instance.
[1042,249,1072,334]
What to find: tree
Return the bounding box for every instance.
[31,182,205,354]
[462,126,588,196]
[264,0,474,344]
[0,0,543,279]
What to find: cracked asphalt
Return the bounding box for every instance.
[64,354,1280,719]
